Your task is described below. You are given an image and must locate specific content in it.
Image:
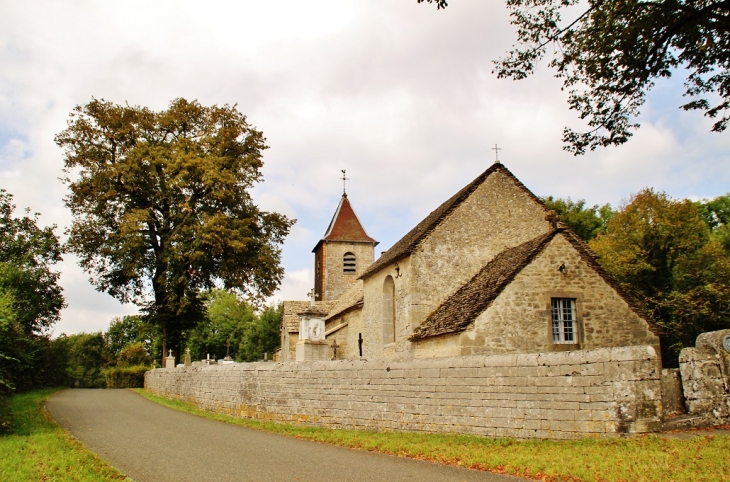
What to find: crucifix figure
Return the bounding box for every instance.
[331,340,339,359]
[168,349,173,357]
[492,144,502,163]
[340,169,349,195]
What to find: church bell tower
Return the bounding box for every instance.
[312,172,378,301]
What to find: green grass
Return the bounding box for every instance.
[0,388,126,482]
[135,388,730,482]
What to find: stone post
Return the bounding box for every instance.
[165,349,175,369]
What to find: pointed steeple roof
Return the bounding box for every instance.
[313,194,378,252]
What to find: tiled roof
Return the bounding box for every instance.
[325,282,364,321]
[313,195,377,252]
[283,300,337,333]
[360,163,548,279]
[410,226,663,341]
[410,230,559,340]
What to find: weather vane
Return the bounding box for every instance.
[492,144,502,163]
[340,169,349,195]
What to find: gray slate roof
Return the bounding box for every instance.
[359,163,548,280]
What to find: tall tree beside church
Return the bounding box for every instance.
[589,189,730,363]
[419,0,730,154]
[57,98,294,365]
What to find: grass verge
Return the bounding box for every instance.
[0,388,126,481]
[135,388,729,482]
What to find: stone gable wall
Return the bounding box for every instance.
[145,345,662,439]
[413,235,659,358]
[360,170,551,360]
[410,170,550,328]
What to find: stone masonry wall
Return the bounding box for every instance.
[322,241,374,302]
[413,235,659,358]
[679,329,730,420]
[409,169,551,332]
[145,345,662,439]
[360,169,550,360]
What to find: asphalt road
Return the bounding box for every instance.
[46,389,526,482]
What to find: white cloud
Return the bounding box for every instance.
[0,0,728,334]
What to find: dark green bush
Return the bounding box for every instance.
[52,333,109,388]
[104,365,149,388]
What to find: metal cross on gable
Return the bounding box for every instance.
[340,169,349,195]
[492,144,502,163]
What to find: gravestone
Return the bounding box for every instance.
[165,349,175,369]
[184,348,192,367]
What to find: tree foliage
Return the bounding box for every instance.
[0,191,64,334]
[238,303,282,362]
[105,315,158,360]
[184,290,281,362]
[56,98,294,362]
[185,289,256,360]
[0,191,65,410]
[589,189,730,363]
[421,0,730,154]
[696,193,730,251]
[51,333,110,388]
[541,196,613,241]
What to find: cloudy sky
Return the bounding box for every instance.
[1,1,728,336]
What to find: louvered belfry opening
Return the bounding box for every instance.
[343,252,357,274]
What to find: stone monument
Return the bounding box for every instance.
[165,349,175,369]
[184,348,192,367]
[296,289,329,362]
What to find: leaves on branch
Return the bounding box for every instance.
[494,0,730,154]
[57,98,294,352]
[419,0,730,154]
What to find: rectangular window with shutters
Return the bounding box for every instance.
[552,298,576,344]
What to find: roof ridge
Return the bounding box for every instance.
[410,229,559,340]
[360,163,551,279]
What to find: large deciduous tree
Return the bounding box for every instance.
[419,0,730,154]
[57,98,294,365]
[589,189,730,364]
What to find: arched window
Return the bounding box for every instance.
[343,252,357,274]
[382,275,395,344]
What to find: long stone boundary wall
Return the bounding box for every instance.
[145,345,661,439]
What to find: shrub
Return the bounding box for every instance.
[117,342,152,367]
[104,365,149,388]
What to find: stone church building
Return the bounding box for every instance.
[280,162,660,363]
